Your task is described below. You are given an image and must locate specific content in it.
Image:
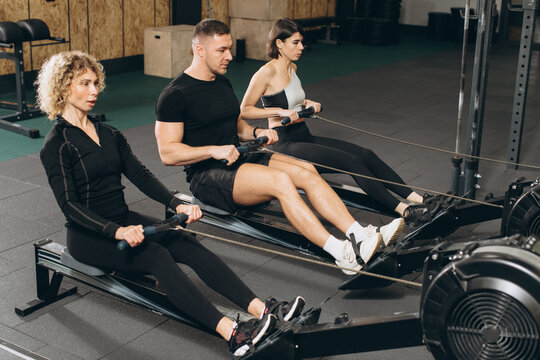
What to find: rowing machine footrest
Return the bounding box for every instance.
[191,196,231,216]
[60,248,109,276]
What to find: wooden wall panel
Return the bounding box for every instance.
[312,0,328,17]
[156,0,171,27]
[28,0,70,71]
[0,0,28,75]
[327,0,336,16]
[202,0,229,24]
[287,0,295,18]
[69,0,89,52]
[89,0,123,60]
[294,0,311,19]
[124,0,154,57]
[1,1,172,77]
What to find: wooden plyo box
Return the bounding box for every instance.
[144,25,195,78]
[229,0,289,61]
[229,0,288,21]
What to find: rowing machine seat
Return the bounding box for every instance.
[60,248,109,276]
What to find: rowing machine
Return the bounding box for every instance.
[168,177,529,290]
[15,213,540,359]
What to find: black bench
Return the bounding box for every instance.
[295,16,339,45]
[0,19,66,138]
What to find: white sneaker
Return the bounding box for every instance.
[358,228,383,265]
[335,240,362,275]
[379,218,405,247]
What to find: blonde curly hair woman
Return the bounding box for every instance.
[35,51,105,120]
[37,51,300,357]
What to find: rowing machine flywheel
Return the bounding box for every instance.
[501,179,540,237]
[420,237,540,360]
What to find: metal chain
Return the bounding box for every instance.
[262,148,504,209]
[179,226,423,288]
[312,115,540,170]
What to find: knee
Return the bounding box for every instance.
[295,166,325,187]
[292,158,317,174]
[271,171,297,195]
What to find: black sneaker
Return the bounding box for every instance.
[423,193,453,210]
[229,314,277,357]
[263,296,305,322]
[403,204,432,227]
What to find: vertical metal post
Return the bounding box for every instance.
[451,0,472,195]
[463,0,496,199]
[506,0,538,169]
[13,42,27,116]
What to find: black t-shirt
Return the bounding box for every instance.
[156,73,240,147]
[156,73,241,177]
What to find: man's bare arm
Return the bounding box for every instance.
[155,121,239,166]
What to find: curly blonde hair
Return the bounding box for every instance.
[35,51,105,120]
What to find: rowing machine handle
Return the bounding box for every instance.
[116,213,189,251]
[281,106,321,125]
[220,136,269,164]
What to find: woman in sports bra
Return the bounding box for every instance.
[240,18,438,227]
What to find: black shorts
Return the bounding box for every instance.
[189,152,273,213]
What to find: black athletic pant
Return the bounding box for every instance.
[67,211,257,331]
[273,122,414,210]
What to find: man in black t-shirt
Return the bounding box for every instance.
[155,19,401,275]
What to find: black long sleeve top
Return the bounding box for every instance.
[40,115,182,238]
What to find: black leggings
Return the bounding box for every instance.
[273,122,414,210]
[67,211,257,331]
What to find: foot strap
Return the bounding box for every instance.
[347,235,365,266]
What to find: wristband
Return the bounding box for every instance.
[252,126,261,138]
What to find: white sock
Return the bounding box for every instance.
[323,235,344,261]
[346,221,365,244]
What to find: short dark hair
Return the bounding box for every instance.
[267,18,304,59]
[193,19,230,42]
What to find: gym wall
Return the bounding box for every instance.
[0,0,335,78]
[0,0,170,77]
[202,0,337,24]
[400,0,504,27]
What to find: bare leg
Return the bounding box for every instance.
[266,154,356,234]
[217,316,236,340]
[247,298,265,319]
[216,298,264,340]
[395,192,425,216]
[233,163,332,247]
[407,192,424,203]
[395,202,408,216]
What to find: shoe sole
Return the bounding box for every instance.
[382,218,405,247]
[233,315,277,356]
[283,296,305,321]
[361,233,383,264]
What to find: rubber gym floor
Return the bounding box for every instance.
[0,34,539,359]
